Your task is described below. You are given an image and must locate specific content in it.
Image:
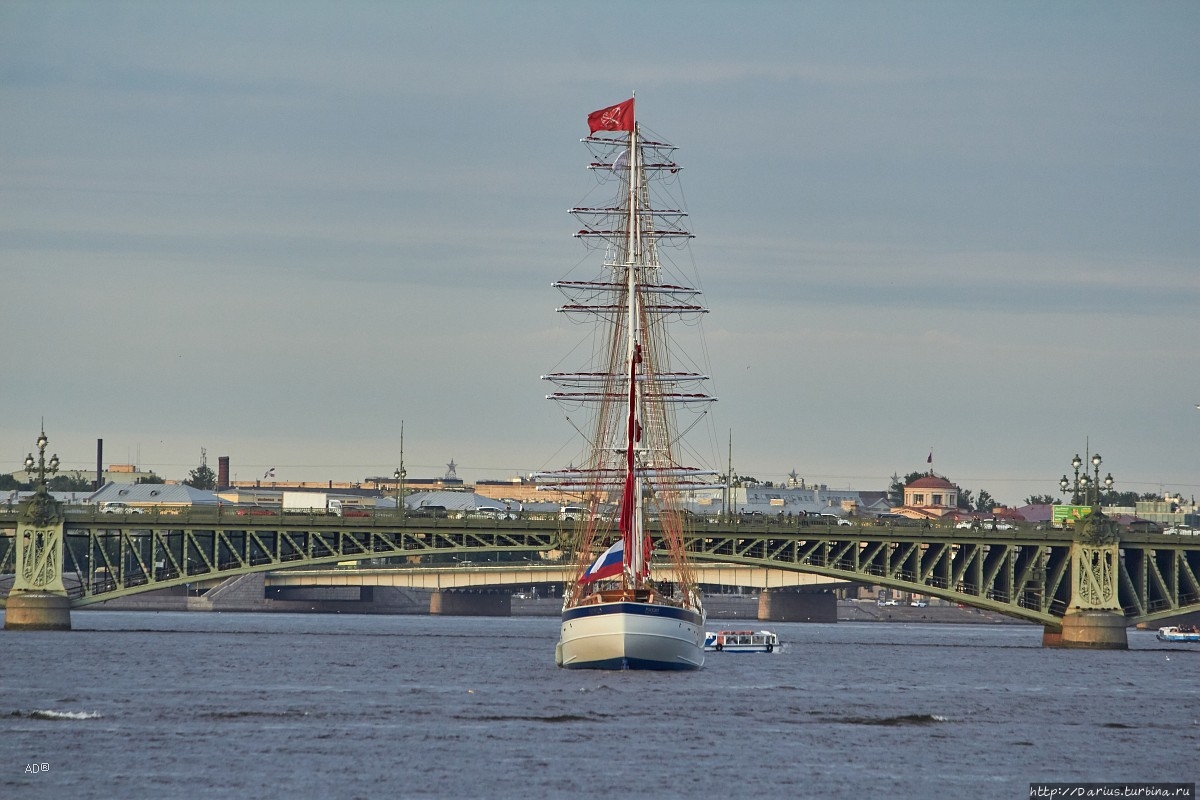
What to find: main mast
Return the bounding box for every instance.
[623,121,644,584]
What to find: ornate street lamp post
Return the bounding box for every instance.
[394,420,406,521]
[1060,452,1114,509]
[1075,453,1114,508]
[25,431,60,491]
[24,429,61,526]
[394,466,406,520]
[1060,454,1083,505]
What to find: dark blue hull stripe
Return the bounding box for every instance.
[561,601,704,627]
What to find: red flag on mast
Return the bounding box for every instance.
[587,98,634,133]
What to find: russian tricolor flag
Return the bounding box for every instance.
[580,539,624,583]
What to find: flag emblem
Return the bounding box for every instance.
[587,98,635,133]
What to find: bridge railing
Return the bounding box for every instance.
[0,503,1062,530]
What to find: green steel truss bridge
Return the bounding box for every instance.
[3,508,1198,628]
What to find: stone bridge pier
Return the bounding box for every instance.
[1043,527,1128,649]
[429,589,511,616]
[5,485,72,631]
[757,589,837,623]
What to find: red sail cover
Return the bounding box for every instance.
[619,344,650,578]
[588,98,635,133]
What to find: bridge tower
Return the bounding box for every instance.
[1043,510,1126,649]
[5,430,72,631]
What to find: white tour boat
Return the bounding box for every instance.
[705,630,780,653]
[1156,625,1200,642]
[542,97,716,670]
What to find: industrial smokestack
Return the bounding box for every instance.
[218,456,230,490]
[95,439,103,491]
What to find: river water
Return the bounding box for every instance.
[1,611,1196,799]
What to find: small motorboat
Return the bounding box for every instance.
[704,630,779,653]
[1156,625,1200,642]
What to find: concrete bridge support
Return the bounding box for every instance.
[4,591,71,631]
[1043,535,1128,650]
[202,573,267,611]
[430,590,511,616]
[757,589,836,623]
[6,486,72,631]
[1043,610,1128,649]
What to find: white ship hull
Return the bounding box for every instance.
[557,601,705,670]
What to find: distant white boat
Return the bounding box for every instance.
[704,630,779,653]
[1156,625,1200,642]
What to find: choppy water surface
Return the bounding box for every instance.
[2,612,1196,799]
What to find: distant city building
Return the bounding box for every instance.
[217,487,378,508]
[15,463,161,487]
[90,482,219,509]
[896,473,961,521]
[1136,495,1198,527]
[683,483,890,519]
[3,489,96,508]
[402,490,512,516]
[233,479,378,492]
[363,475,465,492]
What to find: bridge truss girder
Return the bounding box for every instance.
[9,522,559,606]
[688,528,1200,627]
[1120,543,1200,623]
[2,519,1198,624]
[691,530,1069,624]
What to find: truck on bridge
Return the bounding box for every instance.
[282,492,343,516]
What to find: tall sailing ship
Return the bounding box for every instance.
[542,98,718,670]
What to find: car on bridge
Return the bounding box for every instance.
[236,506,278,516]
[411,505,448,518]
[874,513,918,526]
[99,502,144,514]
[471,506,515,520]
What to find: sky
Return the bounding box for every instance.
[2,1,1197,507]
